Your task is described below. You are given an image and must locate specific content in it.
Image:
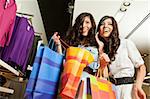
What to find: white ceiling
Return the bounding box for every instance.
[73,0,150,54]
[73,0,150,71]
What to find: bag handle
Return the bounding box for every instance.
[60,38,70,50]
[96,65,109,79]
[48,37,55,50]
[48,36,69,51]
[50,32,69,50]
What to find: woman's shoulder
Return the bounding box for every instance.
[86,46,97,50]
[123,39,135,45]
[120,38,134,45]
[120,39,136,50]
[85,46,98,54]
[78,45,98,53]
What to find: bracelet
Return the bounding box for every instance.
[56,43,61,46]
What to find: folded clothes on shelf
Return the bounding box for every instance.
[0,75,6,86]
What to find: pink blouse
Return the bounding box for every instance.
[0,0,17,47]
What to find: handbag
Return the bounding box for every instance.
[24,37,64,99]
[60,47,94,99]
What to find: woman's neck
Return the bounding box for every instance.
[103,37,109,42]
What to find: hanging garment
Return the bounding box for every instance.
[1,16,34,72]
[27,35,42,66]
[0,0,17,47]
[10,17,34,72]
[1,16,21,62]
[26,35,42,78]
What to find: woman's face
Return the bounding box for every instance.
[99,18,113,38]
[81,16,92,36]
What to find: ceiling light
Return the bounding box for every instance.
[120,6,127,12]
[123,2,131,6]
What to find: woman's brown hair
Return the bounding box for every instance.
[97,16,120,63]
[64,12,97,47]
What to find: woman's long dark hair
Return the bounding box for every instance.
[64,12,97,47]
[97,16,120,63]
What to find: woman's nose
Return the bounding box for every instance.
[104,23,108,27]
[83,22,86,27]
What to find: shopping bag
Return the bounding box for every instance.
[60,47,94,99]
[24,45,44,99]
[89,74,117,99]
[86,77,92,99]
[75,80,84,99]
[33,40,64,99]
[24,37,64,99]
[75,77,92,99]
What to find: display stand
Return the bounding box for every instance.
[0,59,25,94]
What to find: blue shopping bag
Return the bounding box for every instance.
[24,38,64,99]
[33,40,64,99]
[24,45,44,99]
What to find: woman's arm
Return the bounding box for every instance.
[95,32,110,78]
[52,32,63,54]
[136,64,146,88]
[56,43,62,54]
[133,64,146,99]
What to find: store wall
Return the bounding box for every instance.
[16,0,47,44]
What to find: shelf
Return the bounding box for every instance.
[0,59,25,95]
[0,86,14,94]
[0,59,19,76]
[145,76,150,79]
[143,76,150,86]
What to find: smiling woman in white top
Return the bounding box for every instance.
[96,15,146,99]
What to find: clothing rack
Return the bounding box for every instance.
[0,59,20,76]
[16,12,34,17]
[0,59,24,94]
[16,12,43,36]
[0,12,29,94]
[35,32,43,36]
[0,12,36,75]
[0,12,35,95]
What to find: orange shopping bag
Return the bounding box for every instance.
[90,74,117,99]
[60,47,94,99]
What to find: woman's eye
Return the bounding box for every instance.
[101,22,104,25]
[86,21,89,24]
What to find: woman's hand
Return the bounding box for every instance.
[52,32,61,45]
[95,32,104,54]
[99,53,110,69]
[132,84,146,99]
[52,32,62,54]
